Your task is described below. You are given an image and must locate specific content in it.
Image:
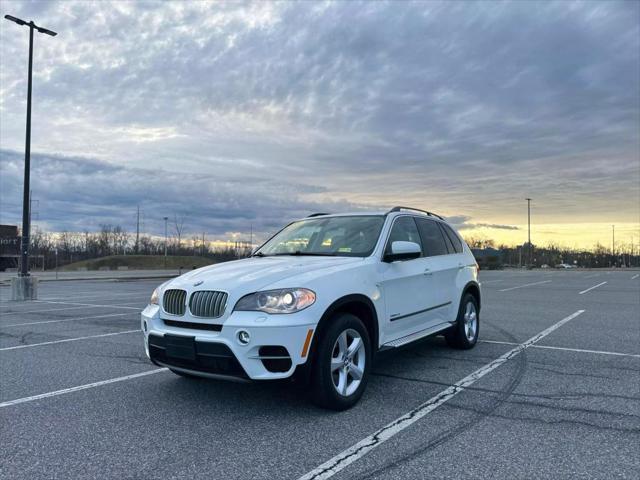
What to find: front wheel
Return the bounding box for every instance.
[310,313,371,410]
[445,293,479,349]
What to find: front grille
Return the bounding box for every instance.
[163,289,187,316]
[163,319,222,332]
[148,334,247,378]
[189,290,227,318]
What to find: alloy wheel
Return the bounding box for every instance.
[330,328,366,397]
[463,301,478,341]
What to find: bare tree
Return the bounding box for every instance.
[190,234,200,256]
[174,214,187,250]
[462,235,495,250]
[112,225,130,255]
[98,224,112,256]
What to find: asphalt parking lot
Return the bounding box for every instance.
[1,269,638,479]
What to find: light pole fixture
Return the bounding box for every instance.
[4,15,57,278]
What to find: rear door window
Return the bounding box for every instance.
[415,218,448,257]
[441,223,463,254]
[437,223,456,254]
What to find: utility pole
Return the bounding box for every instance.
[250,224,253,252]
[525,198,532,267]
[5,14,57,300]
[163,216,168,268]
[135,206,140,254]
[612,225,615,267]
[201,232,205,256]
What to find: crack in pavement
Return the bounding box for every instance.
[371,372,640,403]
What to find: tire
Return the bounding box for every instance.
[310,313,371,411]
[445,293,479,349]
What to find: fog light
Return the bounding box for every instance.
[237,330,251,345]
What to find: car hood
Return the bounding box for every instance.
[165,256,363,294]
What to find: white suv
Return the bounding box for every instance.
[141,207,480,410]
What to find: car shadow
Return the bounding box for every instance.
[150,336,459,413]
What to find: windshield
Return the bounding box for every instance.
[256,215,385,257]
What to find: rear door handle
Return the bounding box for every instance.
[424,268,433,276]
[458,263,465,270]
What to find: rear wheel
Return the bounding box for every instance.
[445,293,479,349]
[310,313,371,410]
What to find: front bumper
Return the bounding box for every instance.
[141,304,316,380]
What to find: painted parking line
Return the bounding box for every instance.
[498,280,552,292]
[584,273,600,278]
[0,291,151,306]
[0,304,112,316]
[0,368,168,408]
[297,310,585,480]
[39,291,150,301]
[0,330,139,351]
[578,281,607,295]
[36,288,151,297]
[480,279,503,284]
[30,300,142,310]
[0,300,143,311]
[481,340,640,358]
[1,312,134,328]
[632,274,639,280]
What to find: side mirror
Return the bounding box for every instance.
[384,241,422,262]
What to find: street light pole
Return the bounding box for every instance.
[5,15,57,277]
[612,225,615,267]
[5,15,56,300]
[21,24,34,275]
[525,198,532,267]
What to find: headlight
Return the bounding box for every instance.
[150,287,160,305]
[234,288,316,314]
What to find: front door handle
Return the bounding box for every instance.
[458,263,465,270]
[424,268,433,276]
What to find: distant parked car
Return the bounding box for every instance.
[555,263,575,269]
[141,207,480,410]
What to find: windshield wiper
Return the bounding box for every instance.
[252,252,267,257]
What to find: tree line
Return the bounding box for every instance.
[7,226,638,271]
[27,224,248,270]
[464,236,639,269]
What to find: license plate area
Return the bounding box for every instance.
[164,334,196,361]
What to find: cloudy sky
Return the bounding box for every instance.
[1,0,638,249]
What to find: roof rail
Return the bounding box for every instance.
[307,212,331,217]
[386,206,444,220]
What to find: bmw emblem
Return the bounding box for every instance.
[193,280,204,287]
